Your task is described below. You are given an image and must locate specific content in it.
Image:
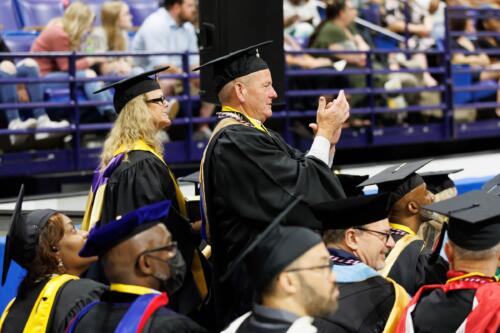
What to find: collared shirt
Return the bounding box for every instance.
[252,303,300,325]
[132,7,199,70]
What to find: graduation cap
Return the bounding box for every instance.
[424,190,500,251]
[482,174,500,196]
[79,200,172,257]
[221,196,322,293]
[336,173,369,197]
[93,66,169,114]
[2,185,56,285]
[311,192,391,230]
[177,171,200,185]
[358,159,433,207]
[193,41,272,97]
[418,169,463,195]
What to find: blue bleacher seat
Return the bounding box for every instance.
[2,31,38,52]
[452,64,496,104]
[124,0,158,27]
[0,0,23,30]
[16,0,64,29]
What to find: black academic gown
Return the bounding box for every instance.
[314,277,397,333]
[70,290,207,333]
[96,151,211,319]
[1,278,105,333]
[202,123,346,328]
[386,233,449,295]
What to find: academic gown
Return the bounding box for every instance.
[396,272,500,333]
[202,121,346,328]
[90,150,211,319]
[314,249,409,333]
[69,290,207,333]
[383,230,449,295]
[1,278,105,333]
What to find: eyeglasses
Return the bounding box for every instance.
[145,96,168,106]
[355,228,392,243]
[285,259,334,273]
[136,241,178,265]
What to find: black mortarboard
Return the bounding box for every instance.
[79,200,172,257]
[358,159,432,207]
[178,171,200,185]
[193,41,271,97]
[2,185,56,285]
[424,190,500,251]
[221,196,322,292]
[311,192,391,230]
[482,174,500,196]
[336,173,369,197]
[418,169,463,194]
[93,66,168,114]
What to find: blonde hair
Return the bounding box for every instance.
[62,2,95,50]
[100,94,163,169]
[101,1,127,51]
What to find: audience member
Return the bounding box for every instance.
[284,0,322,40]
[0,185,106,333]
[132,0,213,140]
[1,38,69,144]
[30,2,115,120]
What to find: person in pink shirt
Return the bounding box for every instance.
[31,2,115,121]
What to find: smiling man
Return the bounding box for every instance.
[311,193,410,333]
[195,41,349,328]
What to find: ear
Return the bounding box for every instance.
[137,254,154,276]
[407,200,420,214]
[344,229,359,251]
[234,82,246,103]
[444,242,453,265]
[277,272,298,295]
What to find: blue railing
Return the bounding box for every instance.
[0,6,499,176]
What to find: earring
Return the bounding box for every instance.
[57,258,65,273]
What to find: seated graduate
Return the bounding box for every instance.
[82,67,210,320]
[66,200,207,333]
[222,197,338,333]
[0,186,105,333]
[396,190,500,333]
[311,193,410,333]
[358,159,449,295]
[417,169,462,250]
[195,40,349,329]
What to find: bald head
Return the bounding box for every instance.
[102,223,171,286]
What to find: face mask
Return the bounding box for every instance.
[153,251,187,296]
[420,208,440,222]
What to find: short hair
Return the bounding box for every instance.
[450,240,500,261]
[323,229,347,245]
[164,0,183,10]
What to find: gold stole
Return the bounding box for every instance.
[383,277,410,333]
[0,275,79,333]
[199,106,268,242]
[379,234,422,278]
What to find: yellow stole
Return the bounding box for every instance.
[109,283,160,295]
[0,274,78,333]
[199,106,268,241]
[383,277,410,333]
[378,233,422,278]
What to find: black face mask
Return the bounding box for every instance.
[156,251,186,296]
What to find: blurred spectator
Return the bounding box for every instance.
[450,17,500,117]
[132,0,214,140]
[1,38,67,145]
[30,2,115,120]
[477,4,500,63]
[284,0,322,41]
[83,1,139,76]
